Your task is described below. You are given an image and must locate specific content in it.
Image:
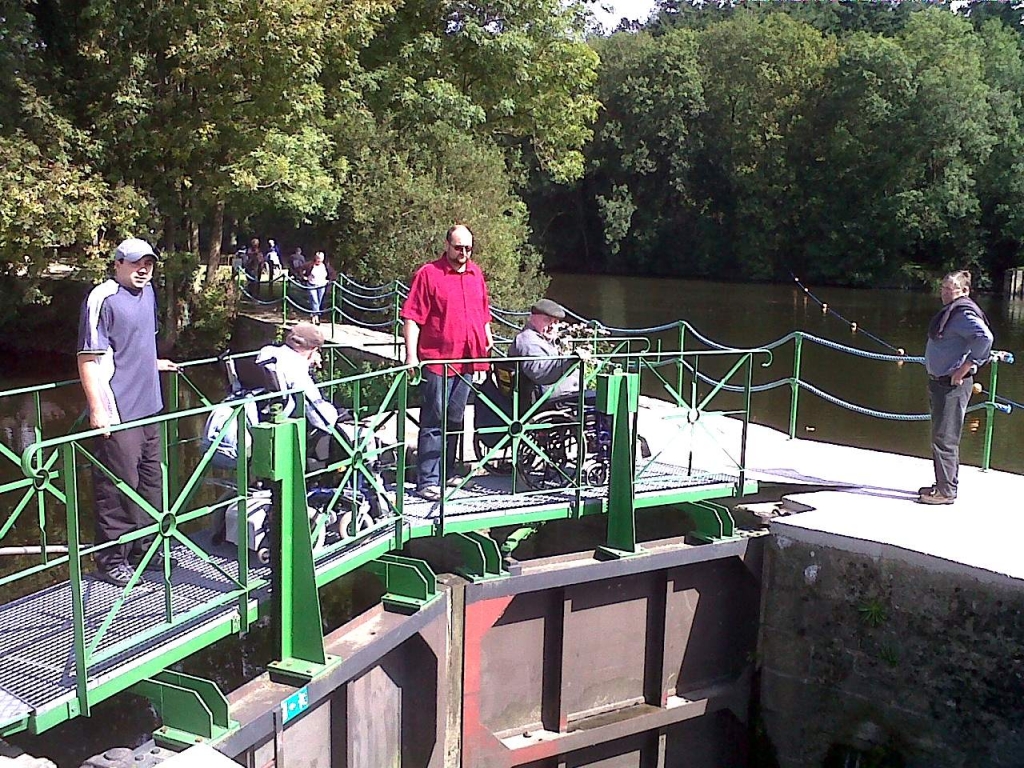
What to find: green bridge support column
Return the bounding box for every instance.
[133,671,238,749]
[447,531,507,581]
[252,418,337,686]
[597,370,641,559]
[369,554,440,613]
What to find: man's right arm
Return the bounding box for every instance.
[78,354,111,435]
[404,319,420,368]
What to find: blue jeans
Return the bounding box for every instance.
[417,370,472,489]
[928,376,972,497]
[308,286,326,317]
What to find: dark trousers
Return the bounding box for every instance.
[417,371,472,490]
[92,424,162,571]
[928,376,972,498]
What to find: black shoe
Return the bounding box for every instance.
[95,562,136,587]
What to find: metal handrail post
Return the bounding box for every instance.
[331,279,338,327]
[396,372,408,528]
[63,442,90,715]
[393,280,402,360]
[282,274,289,325]
[739,352,752,493]
[438,365,448,537]
[789,333,803,439]
[982,359,999,471]
[676,324,686,408]
[341,274,349,327]
[33,392,48,563]
[165,373,180,496]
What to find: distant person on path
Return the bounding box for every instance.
[288,247,306,277]
[919,270,993,505]
[401,225,493,500]
[266,239,282,283]
[77,238,179,586]
[508,299,591,402]
[245,238,265,298]
[301,251,336,325]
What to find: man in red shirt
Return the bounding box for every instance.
[401,225,493,500]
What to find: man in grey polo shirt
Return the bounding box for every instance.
[920,270,993,505]
[77,238,179,585]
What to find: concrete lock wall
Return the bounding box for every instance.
[217,535,763,768]
[759,534,1024,768]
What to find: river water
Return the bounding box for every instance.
[2,275,1023,764]
[548,273,1024,475]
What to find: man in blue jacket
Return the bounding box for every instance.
[920,270,993,505]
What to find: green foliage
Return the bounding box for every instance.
[859,598,888,628]
[361,0,599,183]
[1,0,597,352]
[171,268,238,360]
[335,120,547,307]
[536,2,1024,288]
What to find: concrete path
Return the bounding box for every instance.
[633,398,1024,581]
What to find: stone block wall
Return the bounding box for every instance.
[759,532,1024,768]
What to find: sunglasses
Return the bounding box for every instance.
[449,244,473,253]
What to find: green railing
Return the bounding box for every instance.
[0,340,757,737]
[571,319,1015,472]
[241,271,1018,472]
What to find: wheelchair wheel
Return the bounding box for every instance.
[473,433,514,475]
[337,508,375,539]
[517,410,582,491]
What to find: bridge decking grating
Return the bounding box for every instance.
[0,461,739,725]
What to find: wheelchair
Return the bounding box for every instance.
[205,353,388,563]
[473,361,612,491]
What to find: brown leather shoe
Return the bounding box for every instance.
[918,490,955,505]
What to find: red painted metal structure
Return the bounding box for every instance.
[213,530,763,767]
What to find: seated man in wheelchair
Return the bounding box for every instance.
[475,300,604,490]
[254,323,387,518]
[254,322,345,465]
[507,298,591,403]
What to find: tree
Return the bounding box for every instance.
[335,119,546,308]
[0,0,144,326]
[692,13,838,279]
[359,0,600,184]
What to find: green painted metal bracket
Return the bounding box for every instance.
[132,671,238,749]
[679,500,739,543]
[368,554,439,613]
[253,418,334,686]
[447,531,507,581]
[597,371,641,560]
[501,524,541,558]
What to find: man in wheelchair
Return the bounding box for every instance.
[476,300,609,490]
[507,299,591,402]
[206,324,383,559]
[254,322,340,440]
[254,323,382,511]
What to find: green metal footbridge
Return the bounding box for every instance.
[0,273,1016,750]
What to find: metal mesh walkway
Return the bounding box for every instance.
[400,462,739,523]
[0,543,270,725]
[0,461,740,728]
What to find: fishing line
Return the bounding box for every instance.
[790,272,905,355]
